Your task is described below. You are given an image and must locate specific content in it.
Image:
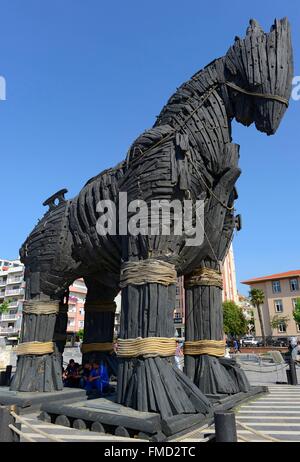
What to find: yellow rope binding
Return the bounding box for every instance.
[120,259,177,288]
[23,300,60,315]
[184,339,225,357]
[185,267,223,289]
[117,337,177,358]
[16,341,54,356]
[81,342,114,353]
[84,301,116,313]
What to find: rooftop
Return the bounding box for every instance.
[242,270,300,285]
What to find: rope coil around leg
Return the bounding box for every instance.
[184,340,225,357]
[23,300,60,315]
[15,341,54,356]
[184,267,223,289]
[120,259,177,288]
[117,337,177,358]
[84,301,116,313]
[81,342,114,353]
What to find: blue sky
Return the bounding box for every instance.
[0,0,299,294]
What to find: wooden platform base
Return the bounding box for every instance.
[0,386,86,412]
[38,386,266,441]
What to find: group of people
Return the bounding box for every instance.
[63,359,109,394]
[225,338,241,353]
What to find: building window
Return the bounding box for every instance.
[79,321,84,328]
[278,323,287,333]
[174,312,181,319]
[274,300,283,313]
[290,278,299,292]
[272,281,281,293]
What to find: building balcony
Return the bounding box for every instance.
[5,288,24,297]
[6,277,23,285]
[0,280,7,286]
[0,312,18,321]
[69,285,87,294]
[0,326,19,335]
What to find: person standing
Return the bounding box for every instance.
[292,340,300,362]
[233,339,238,354]
[175,340,184,370]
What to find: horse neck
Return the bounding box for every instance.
[155,58,233,177]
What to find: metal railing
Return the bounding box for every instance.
[5,289,24,296]
[6,278,23,285]
[0,327,19,334]
[0,313,18,321]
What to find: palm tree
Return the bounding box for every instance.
[249,288,266,346]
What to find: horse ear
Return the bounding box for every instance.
[225,20,264,83]
[244,19,265,87]
[246,19,263,36]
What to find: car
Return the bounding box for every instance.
[271,337,289,347]
[240,336,259,347]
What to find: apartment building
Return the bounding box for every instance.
[0,258,87,340]
[174,276,185,338]
[67,279,86,334]
[242,270,300,338]
[222,244,239,304]
[0,259,25,340]
[114,292,121,337]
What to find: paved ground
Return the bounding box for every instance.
[6,353,300,444]
[194,384,300,442]
[17,413,146,442]
[14,385,300,443]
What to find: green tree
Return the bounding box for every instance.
[249,288,266,346]
[0,299,11,314]
[77,328,84,341]
[223,300,248,337]
[293,298,300,325]
[270,314,290,330]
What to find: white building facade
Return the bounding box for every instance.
[0,259,25,341]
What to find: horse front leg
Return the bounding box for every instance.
[116,241,211,418]
[184,259,240,394]
[184,142,250,395]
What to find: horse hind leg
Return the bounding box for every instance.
[81,277,119,377]
[10,275,69,392]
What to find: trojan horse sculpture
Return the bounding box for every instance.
[12,18,293,419]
